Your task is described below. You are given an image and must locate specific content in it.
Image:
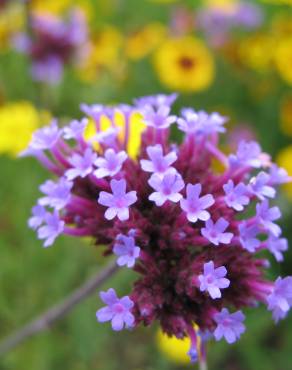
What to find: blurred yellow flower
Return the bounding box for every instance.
[280,95,292,137]
[78,26,124,82]
[276,146,292,198]
[239,33,275,73]
[84,111,146,159]
[0,3,24,50]
[0,102,47,156]
[206,0,238,13]
[156,329,191,365]
[125,23,166,61]
[153,36,215,92]
[31,0,92,18]
[274,38,292,85]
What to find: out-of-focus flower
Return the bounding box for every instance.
[239,33,275,73]
[0,101,48,156]
[78,26,124,83]
[13,10,89,84]
[276,146,292,198]
[31,0,92,19]
[274,38,292,85]
[153,36,215,92]
[125,23,166,61]
[0,2,24,50]
[280,95,292,137]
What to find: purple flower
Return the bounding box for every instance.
[28,204,46,230]
[269,164,291,185]
[267,277,292,323]
[148,172,184,206]
[94,149,127,178]
[94,128,120,146]
[180,183,214,223]
[198,261,230,299]
[39,178,73,210]
[134,93,178,109]
[31,57,63,84]
[177,110,227,135]
[187,347,198,363]
[65,148,97,180]
[201,112,227,135]
[63,118,88,140]
[266,235,288,262]
[141,105,176,130]
[96,288,135,331]
[113,234,141,268]
[140,145,177,175]
[238,222,260,253]
[80,103,105,122]
[256,200,281,237]
[98,179,137,221]
[229,140,263,168]
[201,218,234,246]
[249,172,276,200]
[28,120,61,151]
[37,211,64,247]
[223,180,249,211]
[214,308,246,344]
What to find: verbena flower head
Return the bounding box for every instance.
[25,93,292,365]
[13,10,88,84]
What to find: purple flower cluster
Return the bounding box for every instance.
[25,93,292,364]
[13,10,88,84]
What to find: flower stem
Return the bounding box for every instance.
[199,360,208,370]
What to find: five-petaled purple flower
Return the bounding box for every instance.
[267,277,292,323]
[148,172,184,206]
[198,261,230,299]
[214,308,246,344]
[248,172,276,200]
[223,180,249,211]
[201,218,233,246]
[28,204,46,230]
[269,164,291,185]
[256,200,281,237]
[180,183,214,223]
[113,233,141,268]
[94,149,128,178]
[142,105,176,129]
[27,120,61,151]
[39,178,73,210]
[96,288,135,331]
[37,211,65,247]
[266,235,288,262]
[63,118,88,140]
[66,148,97,180]
[140,144,177,175]
[229,140,263,169]
[98,179,137,221]
[238,222,261,253]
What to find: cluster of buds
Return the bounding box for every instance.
[13,9,88,84]
[24,93,292,364]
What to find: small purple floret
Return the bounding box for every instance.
[256,200,281,237]
[28,204,46,230]
[96,288,135,331]
[37,210,64,247]
[66,148,97,180]
[249,172,276,200]
[113,233,141,268]
[98,179,137,221]
[148,172,184,206]
[198,261,230,299]
[94,149,127,178]
[267,277,292,323]
[266,235,288,262]
[223,180,249,211]
[201,218,233,246]
[141,105,176,130]
[238,222,260,253]
[39,178,73,210]
[140,144,177,175]
[180,183,214,223]
[63,118,88,140]
[214,308,245,344]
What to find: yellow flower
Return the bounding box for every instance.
[78,26,124,82]
[153,36,215,92]
[84,111,146,159]
[276,146,292,198]
[280,95,292,137]
[0,102,48,156]
[274,37,292,85]
[125,23,166,61]
[205,0,238,13]
[239,33,275,73]
[156,329,191,365]
[0,3,24,50]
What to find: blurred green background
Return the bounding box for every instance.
[1,0,292,369]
